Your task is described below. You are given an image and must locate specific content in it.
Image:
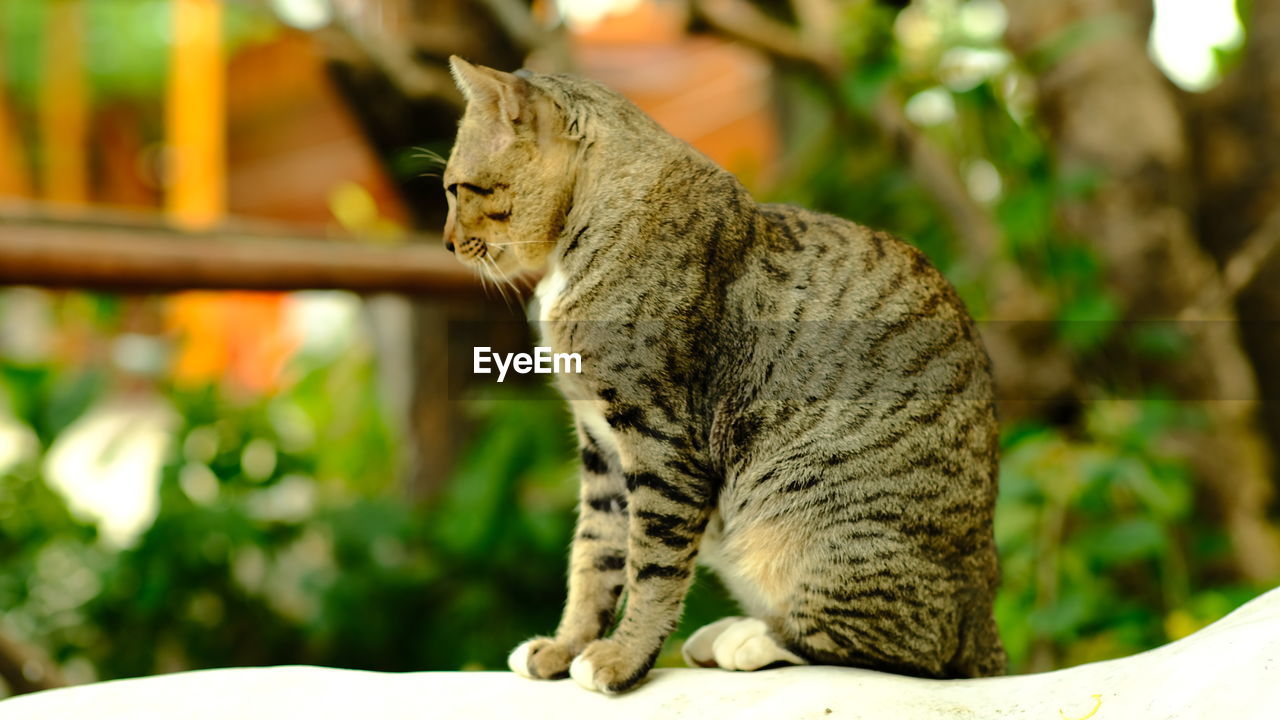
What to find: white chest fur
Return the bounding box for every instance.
[532,266,568,325]
[533,267,626,466]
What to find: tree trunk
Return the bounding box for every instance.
[1190,0,1280,519]
[1003,0,1280,581]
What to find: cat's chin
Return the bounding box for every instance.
[496,253,553,279]
[464,253,536,288]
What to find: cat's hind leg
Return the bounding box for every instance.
[682,617,807,671]
[681,616,741,667]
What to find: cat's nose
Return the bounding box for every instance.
[443,209,457,253]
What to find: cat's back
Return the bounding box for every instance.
[712,200,996,471]
[733,203,983,365]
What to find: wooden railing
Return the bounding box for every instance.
[0,207,481,297]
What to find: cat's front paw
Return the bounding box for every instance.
[507,637,575,679]
[568,637,657,694]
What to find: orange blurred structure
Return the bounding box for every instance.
[167,292,298,393]
[226,32,410,230]
[166,0,226,231]
[39,0,89,206]
[572,1,779,187]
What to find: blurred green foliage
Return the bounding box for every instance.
[995,401,1255,668]
[1,0,276,105]
[0,320,733,681]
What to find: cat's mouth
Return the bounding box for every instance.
[455,239,529,294]
[457,236,503,270]
[456,235,489,260]
[446,220,544,295]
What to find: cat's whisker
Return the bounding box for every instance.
[512,273,534,294]
[497,266,526,299]
[483,255,516,310]
[487,275,510,309]
[492,258,530,308]
[409,147,448,168]
[487,239,553,247]
[474,263,494,301]
[484,253,518,287]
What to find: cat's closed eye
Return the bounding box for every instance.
[448,182,494,197]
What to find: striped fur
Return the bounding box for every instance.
[444,57,1005,693]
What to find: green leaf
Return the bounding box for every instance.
[1080,518,1168,565]
[1057,292,1119,351]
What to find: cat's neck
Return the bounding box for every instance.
[551,132,754,270]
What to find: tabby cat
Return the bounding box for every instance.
[442,56,1005,694]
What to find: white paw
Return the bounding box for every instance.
[569,653,599,692]
[711,618,806,671]
[682,616,744,667]
[507,640,535,678]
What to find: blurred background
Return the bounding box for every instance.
[1,0,1279,697]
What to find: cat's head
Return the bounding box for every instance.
[442,57,580,279]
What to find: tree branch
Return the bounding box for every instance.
[477,0,573,72]
[694,0,838,72]
[321,11,464,109]
[0,630,65,696]
[870,93,1003,266]
[477,0,547,52]
[1183,206,1280,322]
[788,0,840,62]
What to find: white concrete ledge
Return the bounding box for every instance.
[4,587,1279,719]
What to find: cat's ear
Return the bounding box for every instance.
[449,56,531,126]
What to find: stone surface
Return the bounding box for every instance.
[4,586,1278,719]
